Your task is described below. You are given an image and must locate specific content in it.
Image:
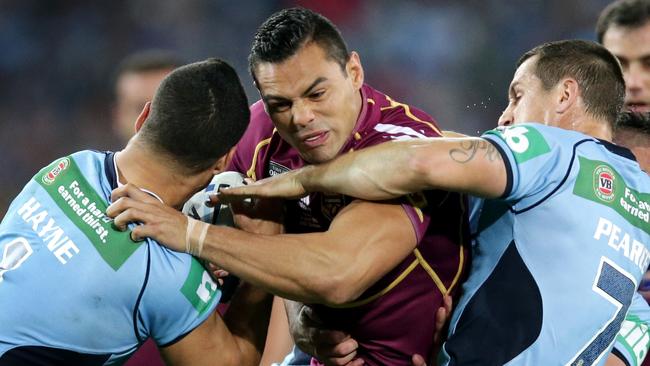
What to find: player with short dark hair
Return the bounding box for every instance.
[0,58,271,366]
[107,7,469,366]
[597,0,650,114]
[221,39,650,366]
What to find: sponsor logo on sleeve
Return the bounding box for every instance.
[181,259,220,314]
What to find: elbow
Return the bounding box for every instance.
[408,146,437,190]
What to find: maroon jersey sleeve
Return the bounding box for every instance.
[226,100,274,180]
[353,108,443,243]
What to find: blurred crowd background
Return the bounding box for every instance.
[0,0,612,214]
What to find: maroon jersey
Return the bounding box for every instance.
[229,84,468,365]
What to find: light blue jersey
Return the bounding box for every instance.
[441,124,650,366]
[0,151,221,365]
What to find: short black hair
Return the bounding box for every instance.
[518,40,625,127]
[617,111,650,134]
[248,7,350,80]
[139,58,250,173]
[596,0,650,43]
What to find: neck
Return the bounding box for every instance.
[115,139,198,209]
[577,119,613,142]
[556,111,613,142]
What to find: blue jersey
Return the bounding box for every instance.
[441,124,650,366]
[0,151,221,365]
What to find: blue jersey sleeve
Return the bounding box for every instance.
[612,292,650,366]
[482,124,592,206]
[137,245,222,346]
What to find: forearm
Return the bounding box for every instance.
[301,139,433,200]
[200,225,347,304]
[223,282,273,366]
[301,137,505,199]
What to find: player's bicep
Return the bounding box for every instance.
[416,137,508,199]
[326,200,418,294]
[161,311,242,366]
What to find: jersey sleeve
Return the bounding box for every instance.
[482,123,588,204]
[227,100,274,179]
[138,246,222,347]
[612,291,650,366]
[355,118,444,241]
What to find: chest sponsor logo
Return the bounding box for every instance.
[595,165,615,202]
[42,158,70,185]
[268,161,291,176]
[575,156,650,234]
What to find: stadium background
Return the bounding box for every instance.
[0,0,611,214]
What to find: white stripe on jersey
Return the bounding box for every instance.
[374,123,428,140]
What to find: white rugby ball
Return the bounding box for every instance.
[181,171,246,226]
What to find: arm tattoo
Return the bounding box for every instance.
[449,140,502,164]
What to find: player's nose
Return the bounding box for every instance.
[498,108,514,126]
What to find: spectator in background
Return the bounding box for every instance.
[113,50,184,144]
[597,0,650,114]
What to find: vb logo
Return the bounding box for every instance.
[594,165,616,202]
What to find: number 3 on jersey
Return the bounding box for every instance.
[0,237,33,283]
[569,257,636,366]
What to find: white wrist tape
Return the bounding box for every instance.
[185,216,209,257]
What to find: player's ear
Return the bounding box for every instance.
[347,51,364,89]
[212,147,237,174]
[556,78,579,114]
[134,102,151,132]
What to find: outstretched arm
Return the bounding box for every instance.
[107,186,418,306]
[220,137,507,202]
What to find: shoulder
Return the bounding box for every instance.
[354,86,441,149]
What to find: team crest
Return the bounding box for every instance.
[42,158,70,185]
[321,193,345,221]
[593,165,615,202]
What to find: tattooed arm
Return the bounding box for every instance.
[220,137,507,201]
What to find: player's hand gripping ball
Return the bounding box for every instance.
[181,171,246,226]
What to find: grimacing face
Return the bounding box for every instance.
[602,21,650,113]
[498,56,558,127]
[254,42,364,164]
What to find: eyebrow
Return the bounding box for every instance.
[507,82,519,99]
[263,77,328,103]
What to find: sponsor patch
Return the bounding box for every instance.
[42,158,70,185]
[594,165,615,202]
[269,161,290,176]
[181,259,220,314]
[574,156,650,234]
[486,125,550,163]
[35,156,138,270]
[321,193,346,221]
